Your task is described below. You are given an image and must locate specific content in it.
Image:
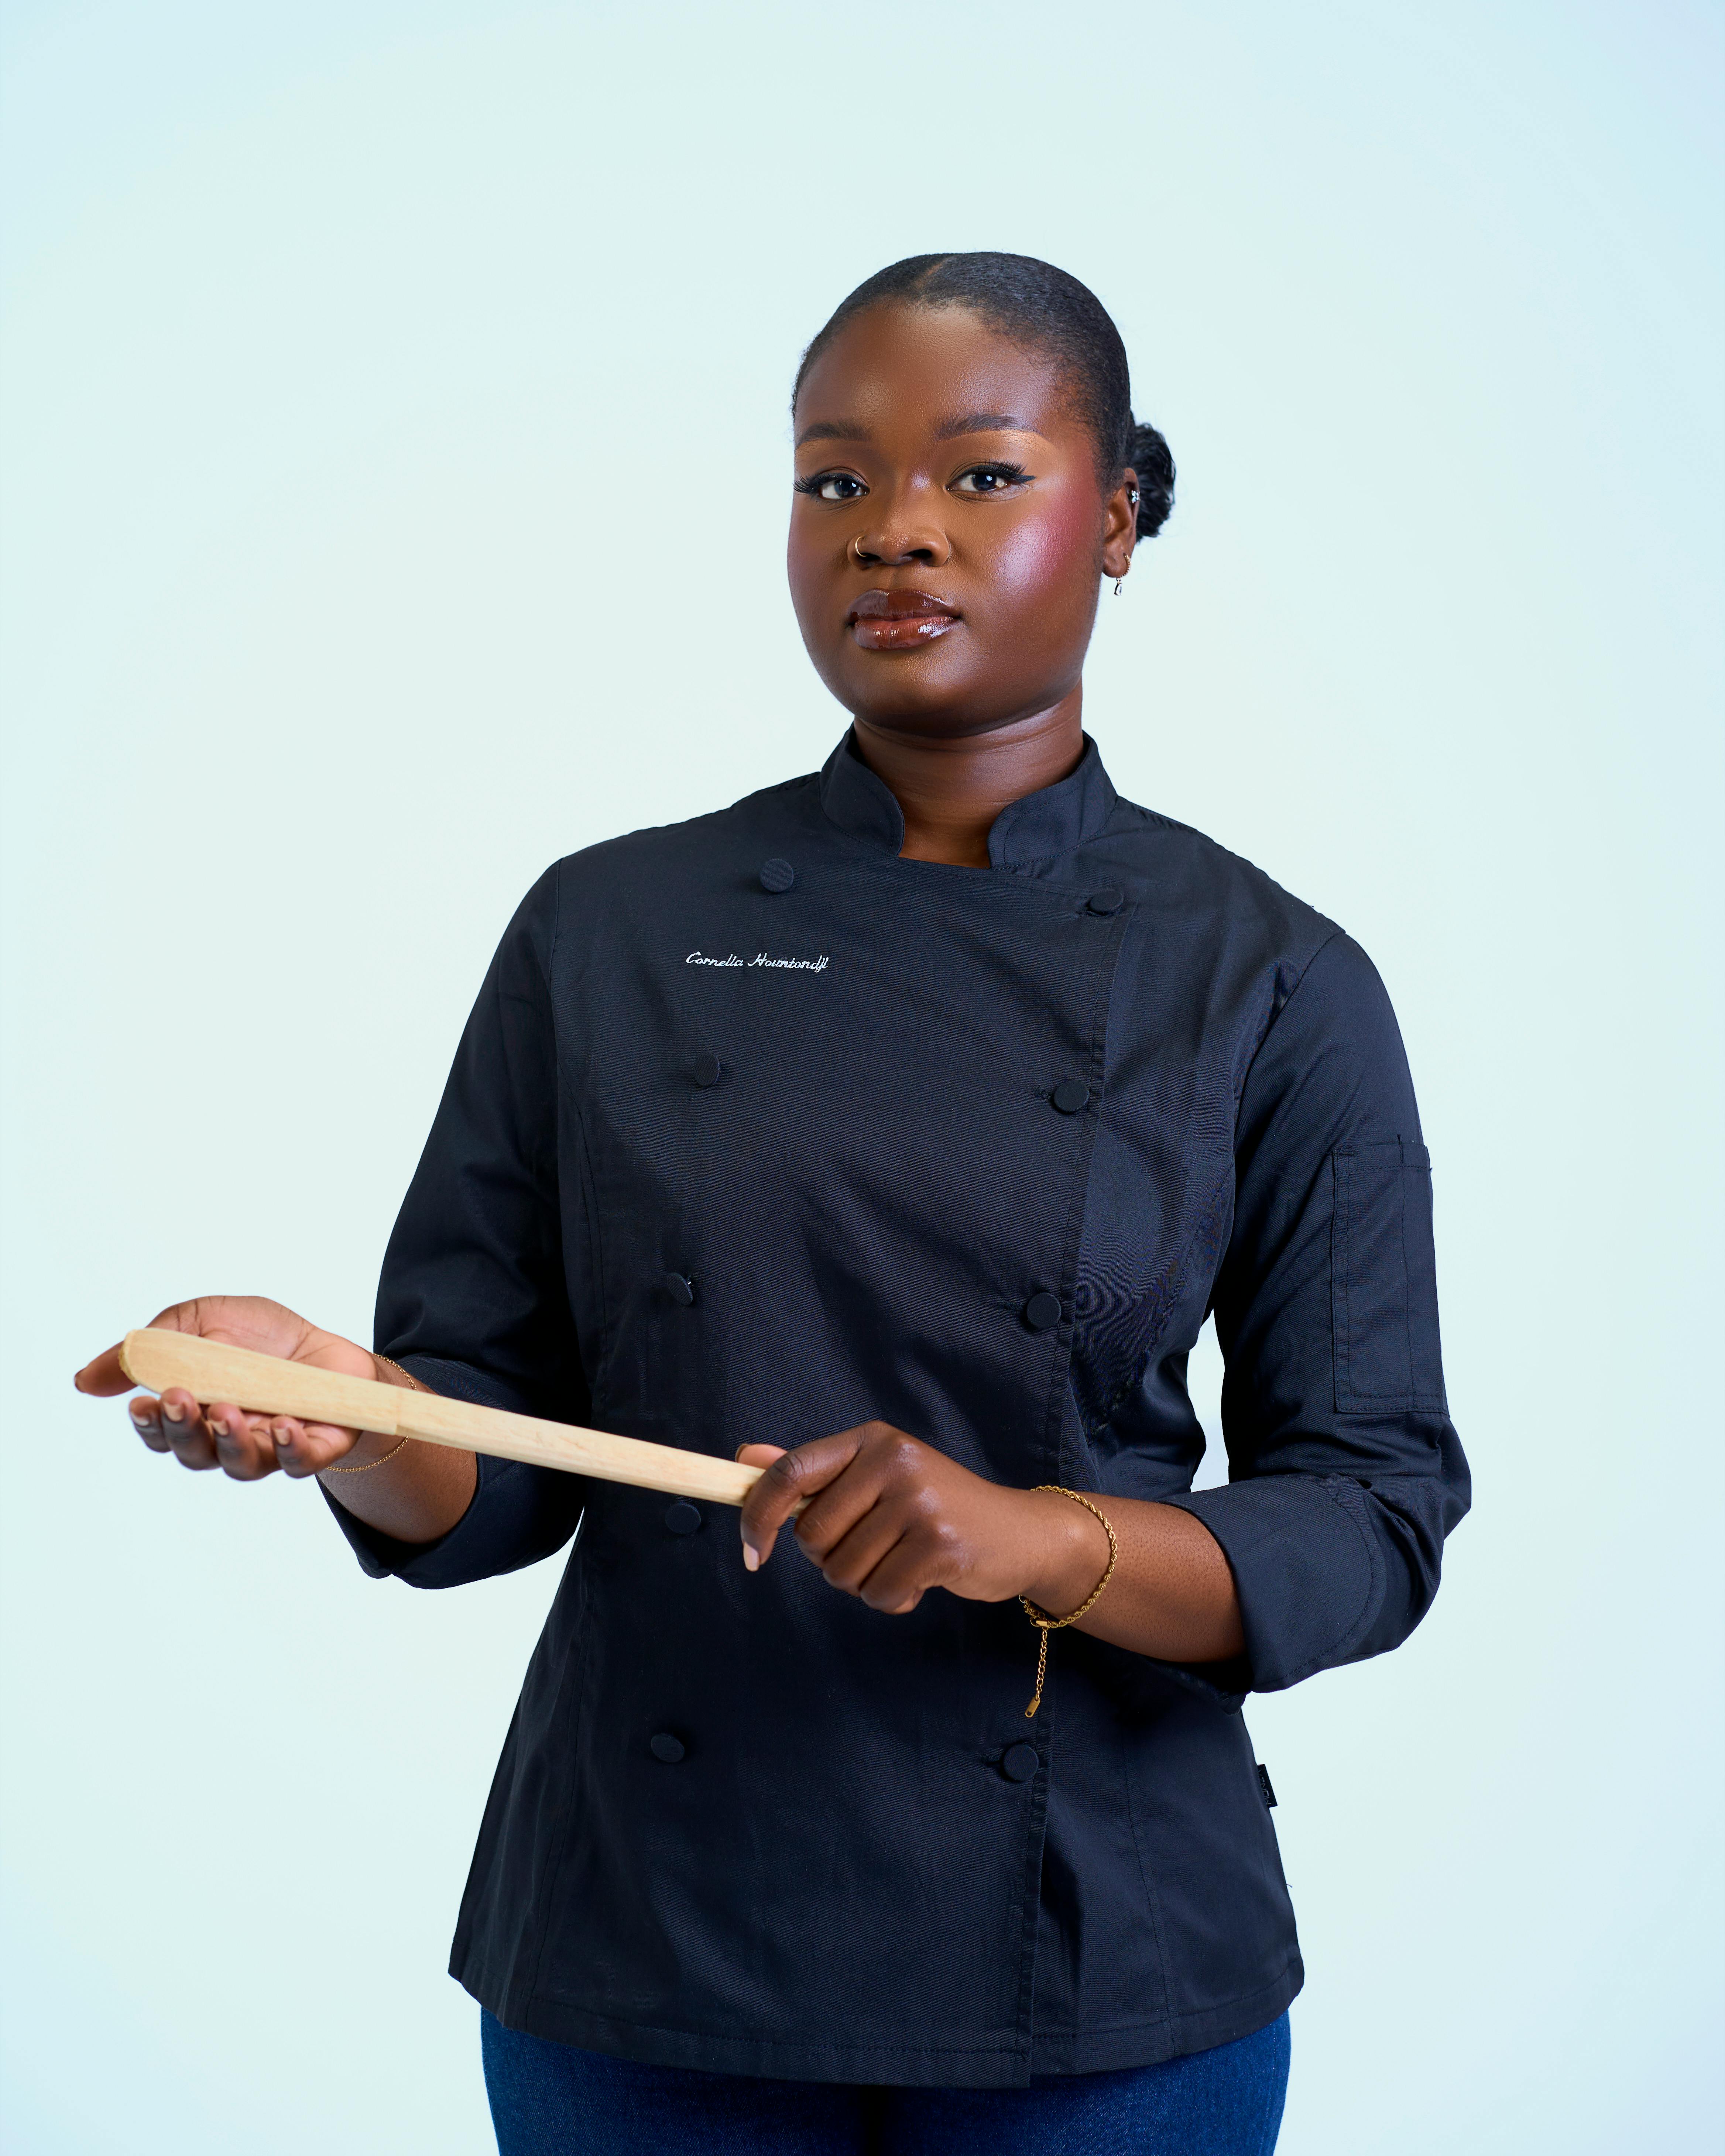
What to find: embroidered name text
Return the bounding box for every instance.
[686,951,829,973]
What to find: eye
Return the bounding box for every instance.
[793,470,868,502]
[951,461,1031,496]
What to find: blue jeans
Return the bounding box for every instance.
[481,2009,1289,2154]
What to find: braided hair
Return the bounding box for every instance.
[793,253,1174,541]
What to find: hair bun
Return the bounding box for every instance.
[1126,418,1175,539]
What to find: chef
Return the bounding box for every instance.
[79,252,1469,2156]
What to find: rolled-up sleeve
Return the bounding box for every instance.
[323,867,589,1589]
[1162,933,1471,1693]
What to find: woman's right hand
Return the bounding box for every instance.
[75,1296,384,1481]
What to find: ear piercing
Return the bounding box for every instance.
[1116,481,1141,595]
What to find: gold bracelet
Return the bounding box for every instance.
[371,1353,423,1391]
[325,1356,422,1475]
[1020,1486,1118,1718]
[325,1434,412,1474]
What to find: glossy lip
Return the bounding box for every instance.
[846,587,963,651]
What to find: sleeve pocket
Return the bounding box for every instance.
[1331,1140,1447,1414]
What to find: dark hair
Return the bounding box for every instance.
[793,253,1174,541]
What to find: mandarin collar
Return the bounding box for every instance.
[817,730,1118,871]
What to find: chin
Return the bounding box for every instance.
[829,652,995,727]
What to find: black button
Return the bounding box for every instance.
[1024,1292,1062,1331]
[1087,888,1125,916]
[692,1053,723,1088]
[649,1732,686,1764]
[1051,1080,1090,1114]
[666,1273,696,1306]
[664,1500,702,1535]
[1001,1742,1040,1782]
[759,858,795,893]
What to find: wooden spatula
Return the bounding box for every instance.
[118,1328,762,1507]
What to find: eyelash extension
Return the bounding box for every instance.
[791,460,1033,500]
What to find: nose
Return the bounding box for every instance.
[850,488,950,569]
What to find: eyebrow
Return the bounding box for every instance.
[934,411,1041,442]
[793,411,1047,450]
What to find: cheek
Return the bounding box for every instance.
[785,518,812,603]
[785,514,836,633]
[988,495,1100,618]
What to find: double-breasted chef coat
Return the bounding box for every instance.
[328,731,1469,2087]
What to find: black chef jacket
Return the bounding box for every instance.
[327,731,1469,2087]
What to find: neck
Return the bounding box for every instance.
[852,690,1086,867]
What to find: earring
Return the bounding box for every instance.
[1113,577,1124,597]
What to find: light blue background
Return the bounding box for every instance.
[2,4,1719,2150]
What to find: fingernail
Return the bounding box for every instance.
[741,1536,759,1573]
[272,1424,294,1451]
[129,1403,152,1428]
[162,1401,184,1425]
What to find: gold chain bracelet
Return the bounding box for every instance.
[325,1433,411,1475]
[1021,1487,1118,1717]
[326,1354,422,1474]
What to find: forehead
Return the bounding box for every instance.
[794,304,1080,444]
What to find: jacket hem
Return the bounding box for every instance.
[452,1952,1303,2089]
[1027,1955,1303,2076]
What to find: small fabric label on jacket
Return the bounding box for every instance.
[686,951,830,971]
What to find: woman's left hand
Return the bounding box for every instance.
[736,1423,1111,1618]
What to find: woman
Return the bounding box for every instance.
[77,253,1468,2155]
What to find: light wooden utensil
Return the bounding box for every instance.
[117,1329,764,1508]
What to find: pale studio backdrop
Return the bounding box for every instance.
[1,4,1719,2152]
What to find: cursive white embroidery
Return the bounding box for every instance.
[685,951,829,972]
